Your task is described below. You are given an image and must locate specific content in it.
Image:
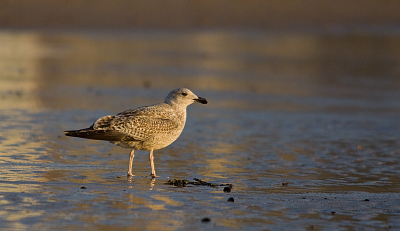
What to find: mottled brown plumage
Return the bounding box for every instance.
[64,88,207,177]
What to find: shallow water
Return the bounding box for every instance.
[1,29,400,230]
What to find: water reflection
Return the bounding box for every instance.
[0,29,400,230]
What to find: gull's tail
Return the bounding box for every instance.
[64,128,130,141]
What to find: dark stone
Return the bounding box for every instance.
[201,218,210,222]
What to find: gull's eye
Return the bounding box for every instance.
[181,92,188,96]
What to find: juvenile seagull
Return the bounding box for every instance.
[64,88,207,177]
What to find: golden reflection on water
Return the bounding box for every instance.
[0,31,46,110]
[152,195,183,207]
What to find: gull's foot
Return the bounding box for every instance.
[127,172,134,177]
[150,174,159,178]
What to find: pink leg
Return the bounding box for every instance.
[127,150,135,176]
[149,149,157,177]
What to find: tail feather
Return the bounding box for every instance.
[64,128,134,141]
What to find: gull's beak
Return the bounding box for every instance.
[194,97,208,104]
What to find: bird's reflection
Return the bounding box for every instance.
[149,177,156,190]
[126,175,156,190]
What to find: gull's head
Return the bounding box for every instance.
[164,88,208,106]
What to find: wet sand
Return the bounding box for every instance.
[0,29,400,230]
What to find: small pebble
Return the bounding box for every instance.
[364,199,369,201]
[227,197,234,202]
[201,218,210,222]
[331,211,336,214]
[223,187,231,192]
[282,182,288,186]
[80,186,87,189]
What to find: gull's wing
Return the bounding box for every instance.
[94,104,180,141]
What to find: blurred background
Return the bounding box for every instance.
[1,0,400,109]
[1,1,400,230]
[1,0,400,29]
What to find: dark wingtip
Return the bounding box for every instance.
[64,130,76,136]
[194,97,208,104]
[64,129,90,137]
